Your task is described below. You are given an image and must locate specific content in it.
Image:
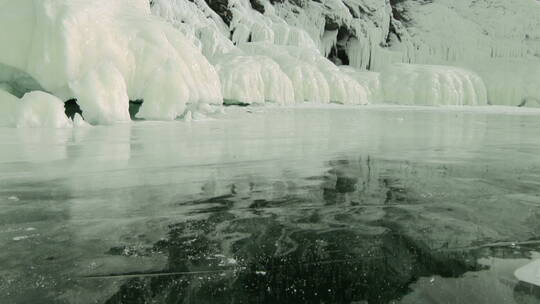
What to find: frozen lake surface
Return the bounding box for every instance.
[1,106,540,303]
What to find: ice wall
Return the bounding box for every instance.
[271,0,540,106]
[389,0,540,106]
[1,0,539,127]
[152,0,501,107]
[0,0,222,125]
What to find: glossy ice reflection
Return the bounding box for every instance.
[1,106,540,303]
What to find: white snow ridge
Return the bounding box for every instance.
[0,0,539,126]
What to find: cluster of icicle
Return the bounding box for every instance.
[3,0,539,127]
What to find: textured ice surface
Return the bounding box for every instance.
[1,106,540,303]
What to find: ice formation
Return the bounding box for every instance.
[0,89,72,128]
[380,64,488,106]
[389,0,540,106]
[0,0,540,126]
[340,67,382,103]
[0,0,222,125]
[16,92,73,128]
[152,0,370,105]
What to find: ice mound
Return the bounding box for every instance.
[237,44,369,105]
[0,0,222,124]
[0,89,72,128]
[17,92,73,128]
[380,64,488,106]
[73,113,91,128]
[340,67,382,103]
[216,54,295,105]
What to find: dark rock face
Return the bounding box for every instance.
[148,0,410,69]
[324,15,340,31]
[250,0,265,14]
[328,26,354,65]
[206,0,234,26]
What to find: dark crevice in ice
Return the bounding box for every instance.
[328,26,352,66]
[129,99,144,120]
[223,99,251,107]
[64,99,144,121]
[64,98,82,119]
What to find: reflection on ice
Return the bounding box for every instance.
[1,106,540,303]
